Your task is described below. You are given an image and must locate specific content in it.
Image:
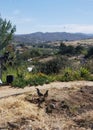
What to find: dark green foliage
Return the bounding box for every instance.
[82,59,93,73]
[27,73,51,86]
[85,46,93,58]
[60,68,80,81]
[12,73,51,87]
[79,67,90,79]
[11,68,27,88]
[67,45,75,55]
[38,56,69,74]
[75,45,84,54]
[59,43,75,55]
[30,48,41,58]
[5,66,93,88]
[16,50,31,62]
[12,77,27,88]
[0,16,16,79]
[59,43,85,56]
[58,67,91,82]
[0,17,16,51]
[59,42,67,55]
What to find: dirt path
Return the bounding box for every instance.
[0,81,93,99]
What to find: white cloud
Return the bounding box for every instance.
[3,15,93,34]
[64,24,93,33]
[36,24,93,34]
[14,24,93,34]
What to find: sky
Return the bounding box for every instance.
[0,0,93,34]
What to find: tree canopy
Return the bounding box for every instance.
[0,16,16,51]
[0,16,16,79]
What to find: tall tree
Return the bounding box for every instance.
[0,17,16,51]
[0,16,16,80]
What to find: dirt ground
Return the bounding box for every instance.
[0,81,93,130]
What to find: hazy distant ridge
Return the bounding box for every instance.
[14,32,93,44]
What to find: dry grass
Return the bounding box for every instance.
[0,81,93,130]
[49,38,93,47]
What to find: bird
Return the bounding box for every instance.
[44,90,49,98]
[36,88,43,97]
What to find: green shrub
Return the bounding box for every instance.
[38,56,69,74]
[11,67,27,88]
[57,68,81,82]
[59,67,91,81]
[73,71,81,80]
[82,59,93,74]
[79,67,90,79]
[2,67,17,83]
[85,46,93,58]
[27,73,52,86]
[3,62,92,88]
[61,68,75,81]
[12,77,27,88]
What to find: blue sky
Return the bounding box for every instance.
[0,0,93,34]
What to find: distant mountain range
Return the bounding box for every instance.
[13,32,93,44]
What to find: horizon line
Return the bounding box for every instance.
[15,31,93,35]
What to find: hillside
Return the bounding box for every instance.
[13,32,93,44]
[0,81,93,130]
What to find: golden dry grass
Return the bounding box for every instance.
[0,81,93,130]
[49,38,93,47]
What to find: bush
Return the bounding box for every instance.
[60,68,80,81]
[38,56,69,74]
[85,47,93,58]
[2,67,17,83]
[27,73,52,86]
[59,43,75,55]
[57,67,91,82]
[75,45,85,55]
[30,48,41,58]
[82,59,93,73]
[11,67,27,88]
[79,67,90,79]
[12,72,54,88]
[12,77,27,88]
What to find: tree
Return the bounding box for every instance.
[0,16,16,80]
[67,45,75,55]
[59,42,75,55]
[75,45,84,55]
[38,56,69,74]
[59,42,67,55]
[85,46,93,58]
[0,17,16,51]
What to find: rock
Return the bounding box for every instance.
[7,122,20,129]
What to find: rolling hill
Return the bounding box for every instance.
[13,32,93,44]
